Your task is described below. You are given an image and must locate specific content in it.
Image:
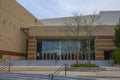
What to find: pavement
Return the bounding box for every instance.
[12,70,120,80]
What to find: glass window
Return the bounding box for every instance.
[41,40,81,55]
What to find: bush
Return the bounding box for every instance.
[71,63,99,67]
[112,48,120,64]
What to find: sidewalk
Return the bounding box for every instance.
[12,66,120,80]
[13,70,120,80]
[77,71,120,78]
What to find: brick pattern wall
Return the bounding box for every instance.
[95,36,115,60]
[27,36,37,60]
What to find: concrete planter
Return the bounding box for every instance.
[67,67,105,72]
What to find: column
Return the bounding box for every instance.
[78,53,80,60]
[95,36,115,60]
[42,53,44,60]
[74,54,76,60]
[70,53,72,60]
[49,54,51,60]
[27,36,37,60]
[71,53,73,60]
[46,53,47,60]
[53,53,54,60]
[59,40,61,60]
[66,53,68,60]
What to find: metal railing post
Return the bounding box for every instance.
[8,63,13,72]
[49,74,53,80]
[8,63,10,72]
[51,74,53,80]
[65,64,67,76]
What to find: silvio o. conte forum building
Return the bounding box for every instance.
[0,0,120,61]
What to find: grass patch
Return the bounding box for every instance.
[71,63,99,67]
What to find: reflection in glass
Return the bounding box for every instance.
[42,40,81,55]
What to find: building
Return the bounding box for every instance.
[28,25,115,60]
[28,11,120,60]
[0,0,120,61]
[0,0,43,60]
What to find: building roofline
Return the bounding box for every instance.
[29,24,115,27]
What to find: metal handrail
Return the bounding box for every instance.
[0,63,13,72]
[50,64,67,80]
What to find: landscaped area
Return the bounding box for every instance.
[71,63,99,67]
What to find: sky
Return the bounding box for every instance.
[16,0,120,19]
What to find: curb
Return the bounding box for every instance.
[79,76,120,78]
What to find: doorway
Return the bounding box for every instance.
[104,50,113,60]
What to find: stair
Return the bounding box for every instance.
[5,60,111,67]
[0,72,96,80]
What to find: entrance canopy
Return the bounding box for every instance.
[29,25,87,37]
[29,25,115,38]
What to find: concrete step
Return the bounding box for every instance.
[5,60,111,67]
[1,66,64,72]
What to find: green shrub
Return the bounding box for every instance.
[71,63,99,67]
[112,48,120,64]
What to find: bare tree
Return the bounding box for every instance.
[64,11,103,64]
[82,12,103,63]
[64,11,84,64]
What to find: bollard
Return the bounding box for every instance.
[49,74,53,80]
